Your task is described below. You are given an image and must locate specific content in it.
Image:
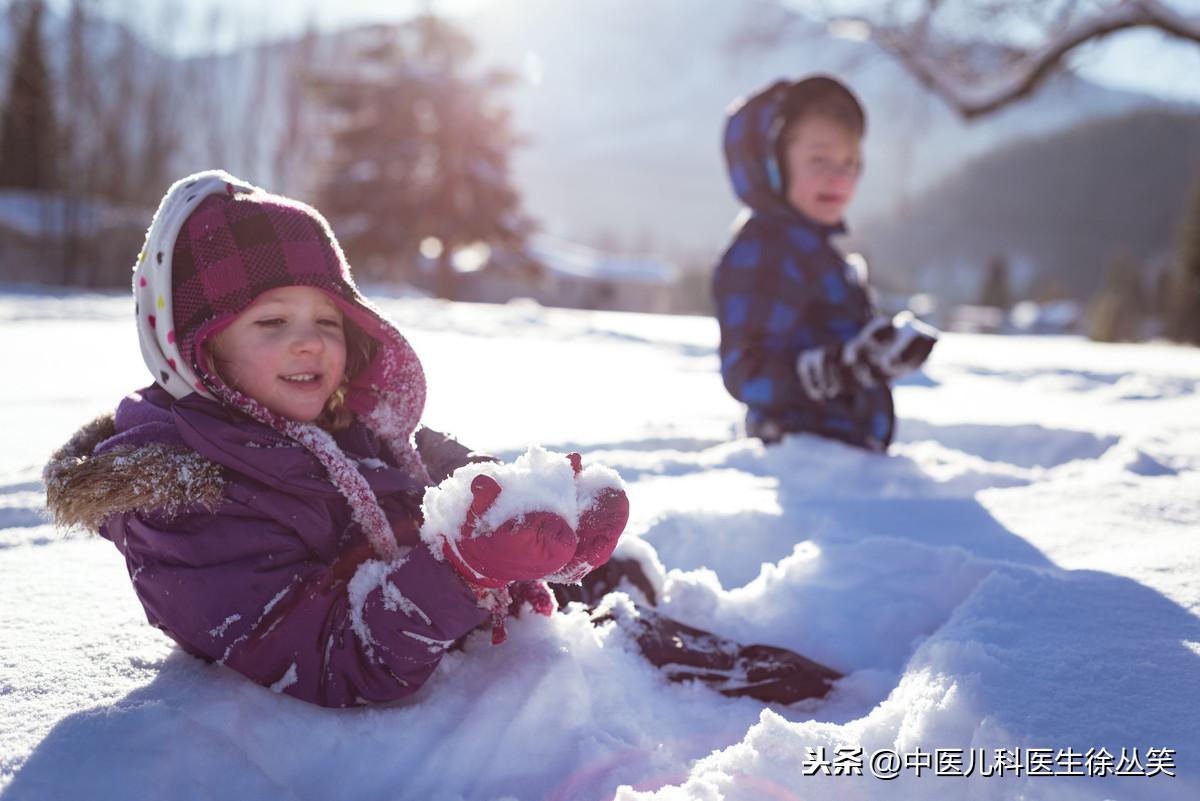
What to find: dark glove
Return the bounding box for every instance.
[795,341,859,401]
[545,453,630,584]
[796,313,938,401]
[860,311,938,378]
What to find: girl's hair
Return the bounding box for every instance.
[203,313,378,434]
[314,317,376,433]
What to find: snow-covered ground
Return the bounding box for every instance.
[2,288,1198,801]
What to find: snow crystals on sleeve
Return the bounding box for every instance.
[219,579,299,665]
[208,613,242,639]
[381,576,432,626]
[268,662,298,693]
[402,630,457,654]
[356,457,389,471]
[346,555,424,653]
[261,583,293,617]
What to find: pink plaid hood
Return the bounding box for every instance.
[133,170,430,560]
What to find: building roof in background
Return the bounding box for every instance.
[530,235,677,285]
[0,191,146,239]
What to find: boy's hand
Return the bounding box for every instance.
[859,312,939,378]
[796,343,851,401]
[795,312,938,401]
[840,317,895,386]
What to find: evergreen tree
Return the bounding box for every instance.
[0,0,58,190]
[1088,249,1144,343]
[1166,171,1200,345]
[310,15,531,296]
[978,254,1012,309]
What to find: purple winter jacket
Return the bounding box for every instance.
[89,385,489,708]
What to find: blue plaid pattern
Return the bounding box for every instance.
[715,80,894,451]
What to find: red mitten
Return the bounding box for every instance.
[442,474,578,588]
[468,580,556,647]
[441,472,576,585]
[545,453,630,584]
[438,475,576,644]
[509,580,557,617]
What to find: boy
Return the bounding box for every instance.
[713,75,937,451]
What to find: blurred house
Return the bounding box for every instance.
[452,235,679,313]
[1010,299,1083,335]
[948,304,1007,334]
[0,191,146,287]
[532,237,678,313]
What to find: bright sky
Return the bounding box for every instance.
[43,0,1200,104]
[1068,26,1200,104]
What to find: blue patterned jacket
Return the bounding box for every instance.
[713,80,894,451]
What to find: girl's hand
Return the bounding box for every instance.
[441,474,577,589]
[545,453,630,584]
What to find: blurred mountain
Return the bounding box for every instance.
[851,108,1200,304]
[455,0,1187,263]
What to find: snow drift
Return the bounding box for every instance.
[1,290,1197,801]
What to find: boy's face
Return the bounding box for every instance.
[781,114,862,226]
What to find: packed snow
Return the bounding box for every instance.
[421,444,625,548]
[1,288,1198,801]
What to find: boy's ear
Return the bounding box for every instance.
[771,124,797,196]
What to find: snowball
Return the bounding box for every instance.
[576,459,625,513]
[419,445,625,555]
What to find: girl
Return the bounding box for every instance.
[43,171,627,707]
[45,171,840,709]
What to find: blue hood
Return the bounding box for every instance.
[722,79,847,235]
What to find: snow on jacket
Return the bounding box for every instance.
[44,384,490,708]
[713,80,894,450]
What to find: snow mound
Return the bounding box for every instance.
[624,567,1200,801]
[4,292,1199,801]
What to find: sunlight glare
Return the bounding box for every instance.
[523,51,545,87]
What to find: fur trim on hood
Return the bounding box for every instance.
[43,413,224,533]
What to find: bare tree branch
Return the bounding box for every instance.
[864,0,1200,118]
[742,1,1200,120]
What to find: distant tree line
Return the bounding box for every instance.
[1085,168,1200,344]
[1166,172,1200,344]
[0,0,55,189]
[856,109,1200,344]
[0,0,529,295]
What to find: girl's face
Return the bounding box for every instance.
[207,286,347,423]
